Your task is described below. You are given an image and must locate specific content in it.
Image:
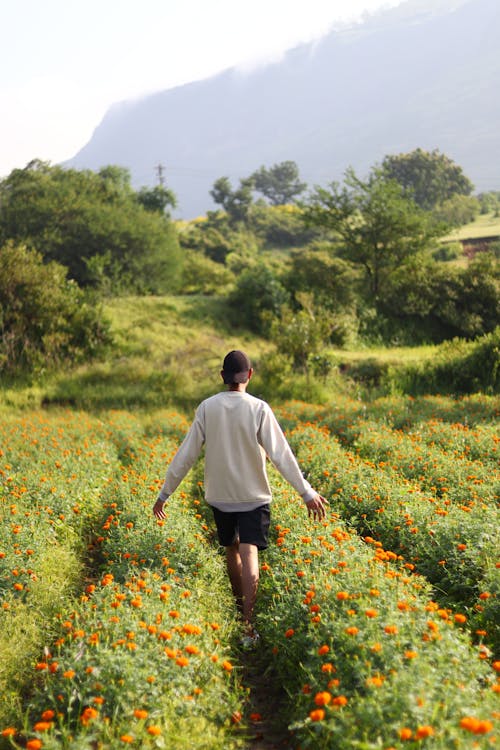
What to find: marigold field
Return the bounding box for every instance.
[0,393,498,749]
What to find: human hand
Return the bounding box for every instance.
[305,493,328,521]
[153,498,167,520]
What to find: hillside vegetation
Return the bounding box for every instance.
[0,153,499,409]
[0,152,499,749]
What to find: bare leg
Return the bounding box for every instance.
[239,542,259,625]
[225,542,243,613]
[225,541,259,624]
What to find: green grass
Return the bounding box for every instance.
[442,212,500,242]
[1,295,495,412]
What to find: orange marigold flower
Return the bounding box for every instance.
[314,691,332,706]
[120,735,134,743]
[460,717,493,734]
[365,608,378,618]
[26,741,43,750]
[146,725,162,736]
[366,676,384,687]
[133,709,148,720]
[182,624,202,635]
[41,711,55,721]
[345,626,359,636]
[222,660,233,671]
[63,670,75,679]
[176,656,189,667]
[492,661,500,672]
[285,628,295,638]
[336,591,349,601]
[318,644,330,655]
[309,709,325,722]
[33,722,52,732]
[2,728,17,737]
[415,725,434,739]
[80,707,99,724]
[399,727,413,740]
[454,613,467,624]
[332,695,348,706]
[384,625,398,635]
[404,650,418,659]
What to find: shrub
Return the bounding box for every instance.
[0,242,111,374]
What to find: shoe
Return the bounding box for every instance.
[240,626,261,651]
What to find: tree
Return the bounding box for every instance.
[286,244,359,312]
[0,161,182,293]
[303,167,444,305]
[227,263,289,334]
[136,185,177,215]
[380,251,499,342]
[251,161,306,205]
[269,293,335,376]
[381,148,474,210]
[210,176,254,225]
[433,194,480,227]
[0,241,111,373]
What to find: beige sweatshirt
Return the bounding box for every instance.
[158,390,315,511]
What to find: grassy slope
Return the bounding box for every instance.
[442,212,500,242]
[0,294,444,413]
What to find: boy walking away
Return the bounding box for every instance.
[153,350,327,648]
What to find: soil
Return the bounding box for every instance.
[239,644,295,750]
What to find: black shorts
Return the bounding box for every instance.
[211,504,271,551]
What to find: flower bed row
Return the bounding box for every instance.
[255,473,499,748]
[0,411,118,730]
[287,423,499,653]
[342,421,499,506]
[0,410,247,749]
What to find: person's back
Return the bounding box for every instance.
[153,349,327,645]
[202,390,270,507]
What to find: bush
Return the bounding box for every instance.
[0,242,111,374]
[179,250,234,295]
[391,328,500,395]
[227,263,290,334]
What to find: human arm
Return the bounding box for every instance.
[258,405,327,515]
[152,410,205,518]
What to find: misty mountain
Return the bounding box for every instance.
[67,0,500,218]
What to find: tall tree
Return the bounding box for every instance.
[0,161,182,293]
[381,148,474,210]
[210,176,254,224]
[303,167,444,305]
[251,161,306,205]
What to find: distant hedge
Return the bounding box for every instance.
[389,328,500,395]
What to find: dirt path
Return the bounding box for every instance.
[239,646,295,750]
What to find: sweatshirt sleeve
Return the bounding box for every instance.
[257,404,316,502]
[158,407,205,501]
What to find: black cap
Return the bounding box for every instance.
[222,350,251,384]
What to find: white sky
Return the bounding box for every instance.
[0,0,402,177]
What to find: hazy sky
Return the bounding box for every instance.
[0,0,402,177]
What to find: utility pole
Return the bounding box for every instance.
[155,163,165,186]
